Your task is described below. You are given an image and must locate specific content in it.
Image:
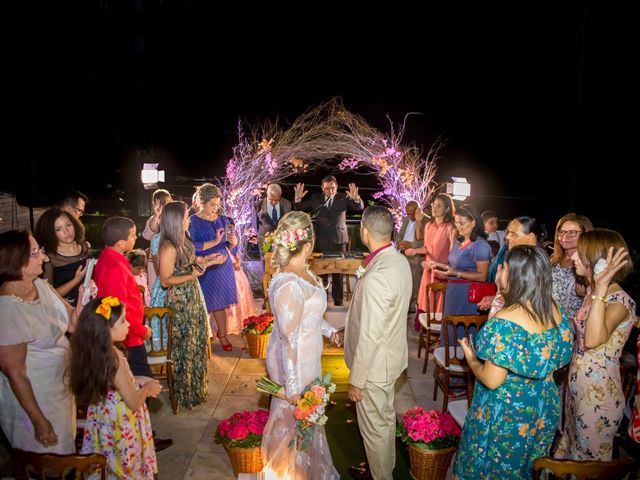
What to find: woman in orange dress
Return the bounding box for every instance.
[405,193,456,318]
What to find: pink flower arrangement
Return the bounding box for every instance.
[215,409,269,449]
[396,407,461,450]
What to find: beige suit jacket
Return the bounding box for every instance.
[344,246,412,389]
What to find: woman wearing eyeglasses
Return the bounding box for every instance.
[0,230,86,453]
[550,213,594,322]
[35,208,93,307]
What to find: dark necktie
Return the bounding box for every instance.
[271,206,278,225]
[327,197,333,209]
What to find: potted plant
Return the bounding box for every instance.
[242,313,274,359]
[396,406,462,480]
[215,409,269,475]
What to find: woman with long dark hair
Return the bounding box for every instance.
[453,246,573,479]
[159,201,224,411]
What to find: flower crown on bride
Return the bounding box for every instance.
[273,226,311,252]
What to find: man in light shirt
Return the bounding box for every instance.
[395,200,423,313]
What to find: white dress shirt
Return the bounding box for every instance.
[403,220,416,242]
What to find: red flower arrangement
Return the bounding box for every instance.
[396,407,461,450]
[242,313,274,335]
[215,409,269,449]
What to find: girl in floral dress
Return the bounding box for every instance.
[69,296,161,479]
[555,229,636,460]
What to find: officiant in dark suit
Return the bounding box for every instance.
[294,175,364,306]
[253,183,292,252]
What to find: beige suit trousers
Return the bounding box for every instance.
[356,379,397,480]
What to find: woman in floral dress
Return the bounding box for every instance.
[555,229,636,460]
[453,245,573,479]
[158,201,225,411]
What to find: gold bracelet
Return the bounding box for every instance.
[591,294,609,305]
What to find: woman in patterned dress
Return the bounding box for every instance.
[555,229,636,460]
[453,245,573,479]
[159,201,224,411]
[69,296,161,479]
[550,213,594,322]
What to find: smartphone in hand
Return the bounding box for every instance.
[192,262,205,273]
[81,259,98,306]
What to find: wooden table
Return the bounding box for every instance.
[262,253,365,312]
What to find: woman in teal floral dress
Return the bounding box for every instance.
[158,201,226,411]
[453,245,573,479]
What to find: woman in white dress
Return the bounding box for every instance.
[0,230,83,453]
[261,211,340,480]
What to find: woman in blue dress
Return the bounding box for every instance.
[428,204,491,344]
[452,245,573,479]
[188,183,238,351]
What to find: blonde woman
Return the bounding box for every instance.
[188,183,238,351]
[261,211,340,479]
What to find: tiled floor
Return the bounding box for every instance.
[150,298,442,480]
[0,297,443,480]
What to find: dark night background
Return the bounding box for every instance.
[6,2,638,248]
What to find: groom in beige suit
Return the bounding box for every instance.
[344,206,412,480]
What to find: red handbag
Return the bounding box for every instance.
[467,282,498,303]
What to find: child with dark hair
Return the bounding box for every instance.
[127,249,150,306]
[93,217,152,376]
[69,296,160,479]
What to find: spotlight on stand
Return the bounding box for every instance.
[141,163,165,190]
[446,176,471,201]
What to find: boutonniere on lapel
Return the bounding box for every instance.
[355,266,366,279]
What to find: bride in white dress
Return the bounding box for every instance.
[261,211,340,480]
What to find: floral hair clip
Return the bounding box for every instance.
[273,227,311,252]
[95,296,120,320]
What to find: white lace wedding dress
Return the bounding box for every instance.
[261,272,339,480]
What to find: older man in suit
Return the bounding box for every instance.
[395,200,424,313]
[252,183,292,252]
[293,175,364,306]
[344,205,411,480]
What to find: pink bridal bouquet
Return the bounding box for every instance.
[396,407,461,450]
[257,373,336,450]
[215,409,269,449]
